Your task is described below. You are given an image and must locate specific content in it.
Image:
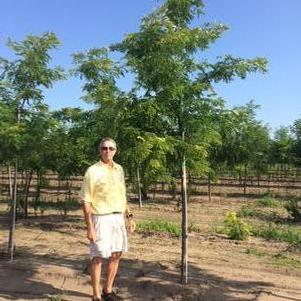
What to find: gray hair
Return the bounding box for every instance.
[98,137,117,151]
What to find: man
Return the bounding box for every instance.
[80,137,136,301]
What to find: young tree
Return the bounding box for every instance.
[214,102,271,193]
[111,0,267,283]
[0,32,64,260]
[270,126,294,166]
[291,119,301,167]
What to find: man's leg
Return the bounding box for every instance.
[91,256,103,299]
[103,252,122,293]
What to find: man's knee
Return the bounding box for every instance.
[91,256,103,265]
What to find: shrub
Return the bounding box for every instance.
[223,212,251,241]
[284,199,301,222]
[238,204,280,222]
[257,196,279,208]
[238,205,257,218]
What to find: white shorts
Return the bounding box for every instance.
[89,213,128,258]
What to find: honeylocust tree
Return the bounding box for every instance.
[0,32,64,260]
[111,0,268,283]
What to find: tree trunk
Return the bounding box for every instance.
[243,165,247,197]
[8,165,13,200]
[36,172,41,200]
[181,130,188,284]
[23,170,33,218]
[208,175,212,202]
[136,168,142,208]
[8,160,18,260]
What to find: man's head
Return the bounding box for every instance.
[99,137,117,163]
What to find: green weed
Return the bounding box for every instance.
[137,220,181,237]
[223,212,251,241]
[257,196,280,208]
[252,223,301,244]
[245,248,266,257]
[271,252,301,268]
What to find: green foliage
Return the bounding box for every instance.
[257,195,280,208]
[252,223,301,244]
[269,127,294,165]
[188,222,201,233]
[109,0,267,192]
[271,252,301,268]
[55,198,81,216]
[223,212,251,240]
[31,198,49,216]
[213,101,271,172]
[245,248,266,257]
[137,219,181,237]
[46,294,65,301]
[238,204,280,222]
[292,119,301,166]
[245,248,301,268]
[30,198,81,216]
[284,199,301,222]
[237,204,258,218]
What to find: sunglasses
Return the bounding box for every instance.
[101,146,116,151]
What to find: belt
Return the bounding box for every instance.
[92,212,123,216]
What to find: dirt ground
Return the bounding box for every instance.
[0,196,301,301]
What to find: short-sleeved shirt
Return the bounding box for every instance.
[79,161,127,215]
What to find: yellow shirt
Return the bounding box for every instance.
[79,161,127,214]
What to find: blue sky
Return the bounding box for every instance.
[1,0,300,131]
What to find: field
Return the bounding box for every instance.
[0,194,301,301]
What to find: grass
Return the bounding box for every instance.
[137,219,202,237]
[245,247,301,269]
[252,222,301,244]
[46,294,65,301]
[215,207,301,244]
[256,196,280,208]
[218,220,301,244]
[137,219,181,237]
[237,204,258,218]
[245,247,266,257]
[271,252,301,268]
[237,204,280,221]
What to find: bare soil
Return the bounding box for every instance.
[0,196,301,301]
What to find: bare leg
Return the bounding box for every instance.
[91,256,103,299]
[104,252,122,293]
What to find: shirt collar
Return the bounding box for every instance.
[98,160,118,170]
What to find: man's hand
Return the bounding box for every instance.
[87,228,96,243]
[127,219,136,233]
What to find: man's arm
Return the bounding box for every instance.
[122,166,135,232]
[80,168,96,242]
[82,201,96,242]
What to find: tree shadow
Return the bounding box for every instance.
[1,213,86,237]
[114,258,277,301]
[0,243,281,301]
[0,245,91,300]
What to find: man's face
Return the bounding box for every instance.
[100,141,116,163]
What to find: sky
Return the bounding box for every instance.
[1,0,300,131]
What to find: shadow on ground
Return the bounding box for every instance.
[0,244,280,301]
